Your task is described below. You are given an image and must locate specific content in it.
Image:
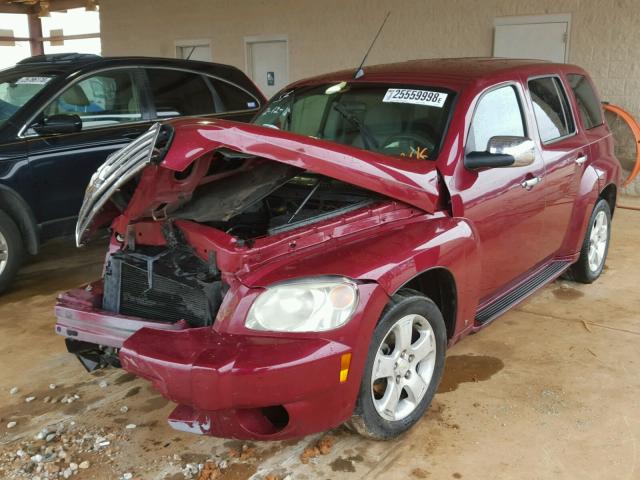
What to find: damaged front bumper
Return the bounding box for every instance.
[55,281,389,440]
[120,327,353,440]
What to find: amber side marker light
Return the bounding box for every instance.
[340,353,352,382]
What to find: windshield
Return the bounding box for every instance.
[0,73,54,128]
[253,83,455,160]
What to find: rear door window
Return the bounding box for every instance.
[43,69,143,130]
[567,74,604,129]
[528,76,575,143]
[146,69,215,118]
[466,85,526,153]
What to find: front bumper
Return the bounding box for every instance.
[120,327,353,440]
[55,283,364,439]
[55,280,388,440]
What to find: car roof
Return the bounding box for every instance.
[5,54,244,75]
[1,53,261,100]
[290,57,586,90]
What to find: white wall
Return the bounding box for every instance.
[99,0,640,115]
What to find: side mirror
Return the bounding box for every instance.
[465,136,535,169]
[31,114,82,135]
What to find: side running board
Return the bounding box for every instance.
[475,261,570,326]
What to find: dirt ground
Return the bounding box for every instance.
[1,199,639,480]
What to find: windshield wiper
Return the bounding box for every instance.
[332,102,379,151]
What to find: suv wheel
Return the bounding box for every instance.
[568,199,611,284]
[349,289,446,439]
[0,210,24,294]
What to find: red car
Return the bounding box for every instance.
[55,58,620,440]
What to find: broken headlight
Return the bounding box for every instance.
[245,277,359,332]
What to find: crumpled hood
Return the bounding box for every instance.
[76,119,442,245]
[161,118,442,213]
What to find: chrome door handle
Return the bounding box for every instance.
[575,155,587,165]
[521,177,542,190]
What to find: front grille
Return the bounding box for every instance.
[103,246,222,327]
[76,123,165,246]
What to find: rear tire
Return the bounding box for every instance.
[349,289,446,440]
[568,199,611,284]
[0,209,24,294]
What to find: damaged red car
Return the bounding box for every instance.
[55,58,620,440]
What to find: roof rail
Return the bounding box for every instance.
[17,53,102,65]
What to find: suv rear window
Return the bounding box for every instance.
[567,74,603,129]
[528,76,575,143]
[146,69,215,118]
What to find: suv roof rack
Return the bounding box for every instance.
[17,53,102,65]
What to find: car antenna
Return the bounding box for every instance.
[186,46,196,61]
[354,11,391,79]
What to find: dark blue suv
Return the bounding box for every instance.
[0,53,265,292]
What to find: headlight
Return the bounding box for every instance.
[245,277,359,332]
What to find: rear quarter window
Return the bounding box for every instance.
[528,76,575,143]
[567,74,604,129]
[208,78,259,112]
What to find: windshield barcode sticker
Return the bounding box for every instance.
[15,76,52,85]
[383,89,447,107]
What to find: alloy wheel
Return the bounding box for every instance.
[588,210,608,272]
[0,230,8,276]
[371,314,436,421]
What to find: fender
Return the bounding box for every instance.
[0,184,39,255]
[369,218,480,341]
[240,215,481,342]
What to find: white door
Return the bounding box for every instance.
[176,42,212,62]
[494,15,570,63]
[246,39,288,99]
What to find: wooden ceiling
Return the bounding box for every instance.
[0,0,98,15]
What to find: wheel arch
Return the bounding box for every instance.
[0,185,39,255]
[560,165,601,256]
[395,267,457,341]
[599,182,617,217]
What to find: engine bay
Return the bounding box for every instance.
[168,151,382,242]
[206,173,379,240]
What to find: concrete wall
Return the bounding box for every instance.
[99,0,640,192]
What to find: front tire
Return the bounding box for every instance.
[0,210,24,294]
[568,199,611,284]
[350,289,447,439]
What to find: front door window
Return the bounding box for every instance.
[42,69,143,130]
[467,85,526,152]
